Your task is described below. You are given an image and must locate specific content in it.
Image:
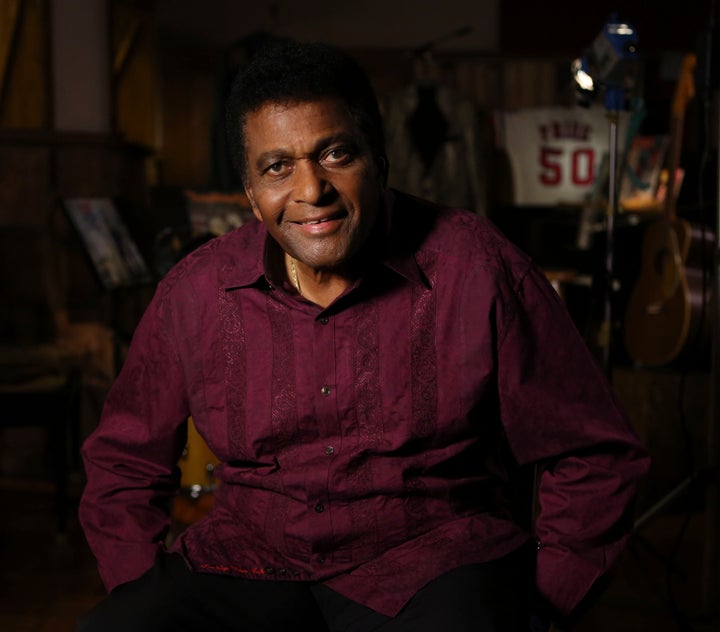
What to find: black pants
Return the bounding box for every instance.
[77,547,533,632]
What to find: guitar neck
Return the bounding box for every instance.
[662,52,697,221]
[662,115,684,220]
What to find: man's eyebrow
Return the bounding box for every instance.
[254,149,289,169]
[316,132,360,150]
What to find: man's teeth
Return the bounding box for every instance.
[303,218,329,225]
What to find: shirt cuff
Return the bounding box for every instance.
[97,541,165,592]
[535,542,606,618]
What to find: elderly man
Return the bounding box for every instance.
[78,41,649,631]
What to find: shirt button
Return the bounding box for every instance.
[277,568,287,576]
[321,385,331,396]
[324,446,335,456]
[318,555,326,564]
[319,317,329,325]
[314,502,325,513]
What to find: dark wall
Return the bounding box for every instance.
[500,0,713,57]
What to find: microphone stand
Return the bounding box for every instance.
[600,102,620,379]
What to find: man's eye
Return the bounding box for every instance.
[322,147,353,165]
[265,161,289,175]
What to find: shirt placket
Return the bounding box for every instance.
[307,311,338,569]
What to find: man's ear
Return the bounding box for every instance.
[245,187,262,221]
[378,155,389,187]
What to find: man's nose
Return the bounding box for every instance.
[293,160,330,204]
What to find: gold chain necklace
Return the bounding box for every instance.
[289,257,302,296]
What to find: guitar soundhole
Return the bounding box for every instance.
[649,243,681,305]
[653,248,671,275]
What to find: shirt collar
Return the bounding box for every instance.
[383,247,428,288]
[218,221,269,290]
[382,189,433,289]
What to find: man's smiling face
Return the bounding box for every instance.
[243,98,385,274]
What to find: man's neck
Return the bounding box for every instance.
[285,254,358,308]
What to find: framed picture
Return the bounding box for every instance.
[619,134,669,212]
[184,190,253,238]
[63,197,152,290]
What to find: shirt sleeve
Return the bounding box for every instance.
[496,263,650,620]
[78,286,190,592]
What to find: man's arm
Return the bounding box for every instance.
[496,264,650,621]
[79,289,190,591]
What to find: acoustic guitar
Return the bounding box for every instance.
[623,53,713,367]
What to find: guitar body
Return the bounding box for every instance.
[622,53,714,368]
[624,217,713,366]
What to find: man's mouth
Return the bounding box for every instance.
[300,217,332,225]
[293,210,346,226]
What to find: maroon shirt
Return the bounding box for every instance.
[79,191,649,618]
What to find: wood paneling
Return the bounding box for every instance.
[0,137,52,227]
[0,0,49,129]
[156,43,216,187]
[112,1,160,152]
[0,0,22,100]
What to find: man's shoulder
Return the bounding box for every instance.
[393,191,530,270]
[158,220,265,295]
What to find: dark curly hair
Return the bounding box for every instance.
[225,40,387,184]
